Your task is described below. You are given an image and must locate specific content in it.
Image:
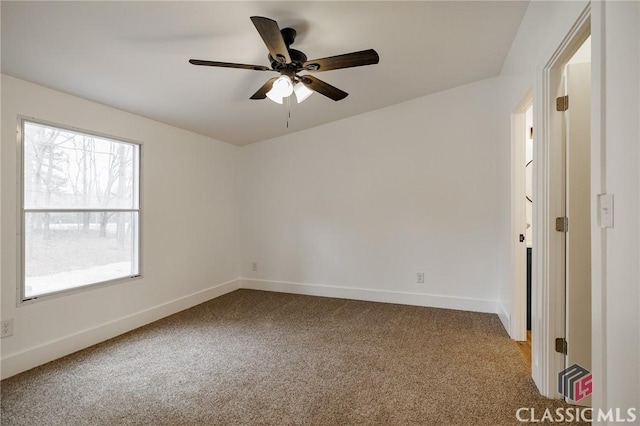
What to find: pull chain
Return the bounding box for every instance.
[286,96,291,128]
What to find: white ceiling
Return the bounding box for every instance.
[1,1,528,146]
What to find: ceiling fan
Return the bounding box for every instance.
[189,16,379,104]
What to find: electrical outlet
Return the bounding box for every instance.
[251,262,258,272]
[1,319,14,338]
[416,272,425,284]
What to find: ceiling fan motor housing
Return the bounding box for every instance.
[268,28,308,71]
[269,49,308,72]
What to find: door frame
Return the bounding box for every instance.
[510,90,532,343]
[532,2,597,398]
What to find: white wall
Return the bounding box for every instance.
[240,78,502,314]
[600,0,640,413]
[1,75,241,378]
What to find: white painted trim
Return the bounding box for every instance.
[16,116,145,306]
[0,277,499,380]
[511,90,533,342]
[498,300,511,334]
[239,278,498,314]
[534,3,592,398]
[0,279,241,380]
[531,63,551,394]
[589,0,606,413]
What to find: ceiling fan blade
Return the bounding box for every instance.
[300,75,348,101]
[250,16,292,64]
[250,77,279,99]
[189,59,271,71]
[303,49,379,72]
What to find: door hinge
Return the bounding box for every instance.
[555,216,569,233]
[519,234,526,243]
[556,95,569,111]
[555,337,567,355]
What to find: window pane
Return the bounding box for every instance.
[24,212,139,298]
[23,122,139,209]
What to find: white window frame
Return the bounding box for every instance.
[17,116,143,305]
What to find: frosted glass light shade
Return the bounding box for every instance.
[270,75,294,97]
[294,82,313,103]
[266,91,283,104]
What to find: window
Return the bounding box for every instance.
[19,119,141,301]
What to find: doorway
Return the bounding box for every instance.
[524,104,533,364]
[560,36,592,407]
[531,5,593,400]
[511,95,533,364]
[510,90,534,350]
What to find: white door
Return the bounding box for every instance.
[564,62,592,407]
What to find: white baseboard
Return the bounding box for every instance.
[2,278,499,379]
[1,279,241,380]
[497,300,511,336]
[240,278,498,314]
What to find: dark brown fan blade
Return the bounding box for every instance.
[250,16,291,64]
[300,75,348,101]
[189,59,271,71]
[250,77,279,99]
[303,49,379,72]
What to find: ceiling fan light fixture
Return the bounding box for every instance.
[266,91,284,104]
[269,75,294,98]
[294,82,313,103]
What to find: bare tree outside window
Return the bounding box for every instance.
[21,120,140,300]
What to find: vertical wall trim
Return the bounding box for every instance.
[510,90,533,342]
[590,0,607,413]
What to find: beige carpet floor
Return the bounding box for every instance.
[1,289,585,425]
